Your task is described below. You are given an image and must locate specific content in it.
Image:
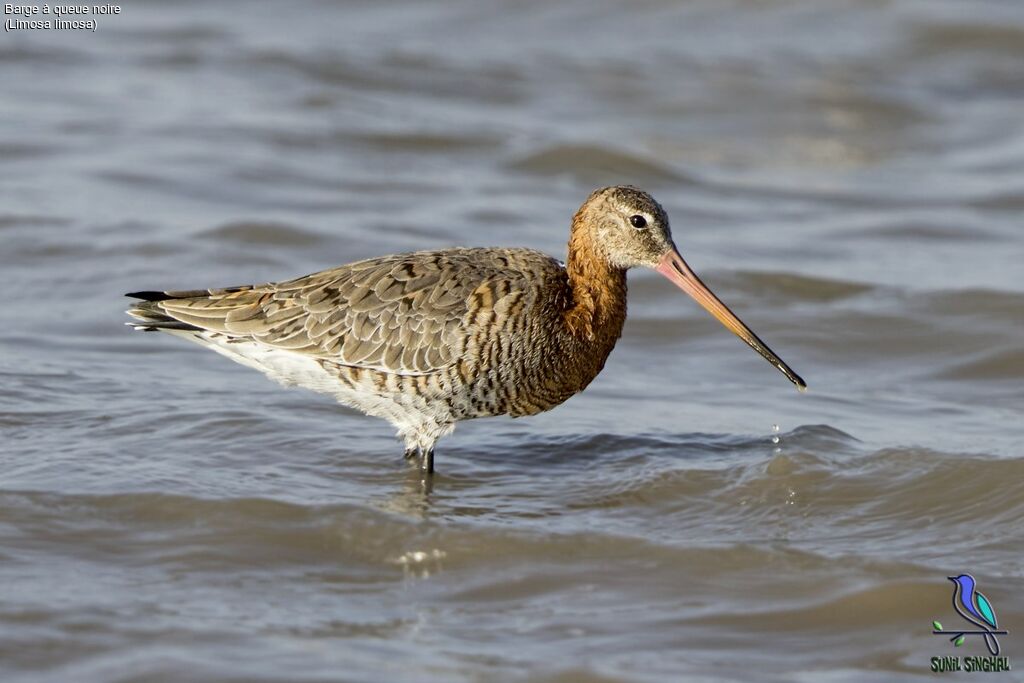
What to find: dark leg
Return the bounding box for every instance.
[421,448,434,474]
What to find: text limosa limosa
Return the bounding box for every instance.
[127,186,806,474]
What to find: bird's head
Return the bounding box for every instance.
[575,185,676,270]
[573,185,806,391]
[573,185,802,389]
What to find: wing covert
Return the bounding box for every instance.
[146,249,550,376]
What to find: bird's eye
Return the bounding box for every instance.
[629,215,647,229]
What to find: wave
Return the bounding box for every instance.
[198,221,326,246]
[506,144,693,186]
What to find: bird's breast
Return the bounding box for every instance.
[449,275,626,419]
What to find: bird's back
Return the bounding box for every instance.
[128,247,583,419]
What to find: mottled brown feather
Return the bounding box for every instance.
[147,248,570,376]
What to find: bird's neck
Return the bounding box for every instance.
[563,221,627,341]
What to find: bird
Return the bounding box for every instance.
[948,574,1002,655]
[127,185,805,474]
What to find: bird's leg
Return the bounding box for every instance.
[411,430,439,475]
[419,474,434,495]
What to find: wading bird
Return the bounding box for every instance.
[128,186,805,473]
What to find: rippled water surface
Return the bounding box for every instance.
[3,1,1024,681]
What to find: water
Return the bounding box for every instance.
[2,1,1024,681]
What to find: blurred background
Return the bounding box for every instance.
[1,1,1022,681]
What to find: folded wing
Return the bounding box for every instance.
[128,249,536,376]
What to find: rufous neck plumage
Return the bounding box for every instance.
[563,205,628,340]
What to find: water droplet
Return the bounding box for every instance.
[394,548,447,567]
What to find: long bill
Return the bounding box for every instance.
[656,248,807,391]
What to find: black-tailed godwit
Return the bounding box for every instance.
[128,186,805,473]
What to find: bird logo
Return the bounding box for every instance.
[932,574,1008,656]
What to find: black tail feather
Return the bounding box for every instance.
[126,290,176,302]
[125,290,206,302]
[126,297,203,332]
[126,285,254,333]
[129,321,203,332]
[126,285,254,302]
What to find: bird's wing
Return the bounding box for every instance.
[129,249,553,376]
